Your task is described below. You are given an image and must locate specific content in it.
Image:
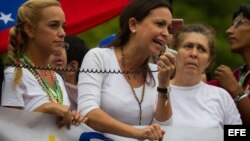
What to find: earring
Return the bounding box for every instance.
[132,30,136,33]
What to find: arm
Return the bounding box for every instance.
[34,103,87,128]
[215,65,250,124]
[234,92,250,124]
[78,49,164,140]
[86,108,165,140]
[230,83,250,124]
[221,89,242,125]
[34,103,72,128]
[154,53,175,123]
[2,67,86,128]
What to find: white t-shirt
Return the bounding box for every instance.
[170,82,242,129]
[78,47,171,125]
[1,67,70,111]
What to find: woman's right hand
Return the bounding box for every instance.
[137,124,165,141]
[34,103,72,129]
[54,104,72,129]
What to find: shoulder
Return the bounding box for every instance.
[4,67,34,81]
[203,82,231,98]
[84,48,115,62]
[83,47,116,68]
[203,82,227,92]
[86,47,114,57]
[4,66,15,74]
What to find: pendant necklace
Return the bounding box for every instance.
[121,47,145,125]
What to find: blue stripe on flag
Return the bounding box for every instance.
[0,0,26,31]
[80,132,114,141]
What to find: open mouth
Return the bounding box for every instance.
[153,39,165,48]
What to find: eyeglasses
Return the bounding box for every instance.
[232,18,250,28]
[64,42,69,50]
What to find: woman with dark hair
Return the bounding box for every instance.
[78,0,174,140]
[208,4,250,124]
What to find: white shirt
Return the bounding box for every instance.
[78,47,171,125]
[170,82,242,129]
[1,67,70,111]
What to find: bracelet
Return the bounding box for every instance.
[157,87,171,99]
[234,91,249,102]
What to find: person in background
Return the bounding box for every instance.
[78,0,175,140]
[49,35,89,110]
[49,42,67,75]
[208,4,250,124]
[169,24,241,129]
[1,0,86,128]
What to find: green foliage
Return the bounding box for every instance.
[78,17,120,48]
[77,0,250,78]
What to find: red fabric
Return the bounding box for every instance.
[207,67,250,98]
[0,0,131,53]
[207,79,222,87]
[61,0,131,35]
[0,29,9,53]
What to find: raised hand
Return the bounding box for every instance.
[157,53,176,87]
[214,65,242,95]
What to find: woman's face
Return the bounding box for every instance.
[226,14,250,52]
[32,6,66,55]
[132,7,172,56]
[49,47,67,70]
[175,32,210,77]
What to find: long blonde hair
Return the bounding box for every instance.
[7,0,61,85]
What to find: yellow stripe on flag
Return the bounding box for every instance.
[48,133,56,141]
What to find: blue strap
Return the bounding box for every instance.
[79,132,114,141]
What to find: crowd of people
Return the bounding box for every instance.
[0,0,249,140]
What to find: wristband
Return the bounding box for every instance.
[234,91,249,102]
[157,87,171,99]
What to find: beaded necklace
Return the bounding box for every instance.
[239,65,250,95]
[22,55,64,104]
[121,47,145,125]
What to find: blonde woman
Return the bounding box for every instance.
[1,0,86,128]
